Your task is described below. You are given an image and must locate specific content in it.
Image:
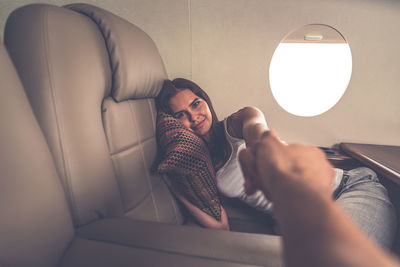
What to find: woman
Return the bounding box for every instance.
[155,78,396,248]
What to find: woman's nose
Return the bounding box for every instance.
[187,110,196,122]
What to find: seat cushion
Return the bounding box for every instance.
[102,98,183,224]
[61,237,263,267]
[74,218,283,267]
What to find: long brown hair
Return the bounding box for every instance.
[155,78,230,169]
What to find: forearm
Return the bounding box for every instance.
[175,192,229,230]
[162,175,229,230]
[240,135,399,267]
[265,177,399,267]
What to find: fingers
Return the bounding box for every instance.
[260,129,279,140]
[239,130,283,198]
[255,130,286,169]
[242,129,336,202]
[238,148,258,195]
[241,129,307,199]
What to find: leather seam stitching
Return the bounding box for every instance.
[128,100,160,221]
[42,7,80,224]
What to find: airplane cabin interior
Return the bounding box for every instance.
[0,0,399,266]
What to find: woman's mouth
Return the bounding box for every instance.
[193,119,206,131]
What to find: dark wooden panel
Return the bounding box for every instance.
[340,143,400,184]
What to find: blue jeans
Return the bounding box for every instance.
[333,167,397,249]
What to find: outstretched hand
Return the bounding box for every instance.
[239,130,335,201]
[239,131,400,267]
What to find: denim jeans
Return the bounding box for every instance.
[333,167,397,249]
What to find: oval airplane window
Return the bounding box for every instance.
[269,24,352,117]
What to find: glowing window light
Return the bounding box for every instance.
[269,30,352,117]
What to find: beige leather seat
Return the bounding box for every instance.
[0,39,74,267]
[2,3,282,266]
[5,3,181,226]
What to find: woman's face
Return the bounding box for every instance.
[169,89,213,141]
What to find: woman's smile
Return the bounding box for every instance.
[193,118,206,130]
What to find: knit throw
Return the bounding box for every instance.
[156,112,221,221]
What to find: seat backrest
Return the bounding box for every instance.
[0,41,74,267]
[4,3,183,227]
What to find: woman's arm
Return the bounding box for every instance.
[227,106,269,147]
[174,189,230,230]
[163,175,229,230]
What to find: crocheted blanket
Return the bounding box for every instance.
[156,112,221,221]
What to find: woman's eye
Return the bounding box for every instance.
[192,100,200,108]
[175,112,185,119]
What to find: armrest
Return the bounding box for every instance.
[61,237,266,267]
[75,218,283,266]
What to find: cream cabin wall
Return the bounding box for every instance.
[1,0,399,146]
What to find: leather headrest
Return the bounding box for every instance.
[66,3,167,101]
